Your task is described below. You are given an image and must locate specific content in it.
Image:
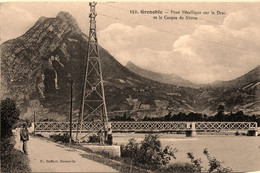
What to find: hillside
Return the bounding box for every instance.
[126,61,199,88]
[1,12,259,121]
[1,12,199,121]
[210,65,260,89]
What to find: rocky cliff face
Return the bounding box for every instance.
[1,12,87,119]
[1,12,259,121]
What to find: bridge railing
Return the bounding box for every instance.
[195,122,257,131]
[34,121,257,132]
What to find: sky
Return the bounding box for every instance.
[1,2,260,84]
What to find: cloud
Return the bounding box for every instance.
[0,3,36,43]
[173,8,260,83]
[98,7,260,84]
[98,23,159,65]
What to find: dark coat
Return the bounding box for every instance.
[20,128,29,141]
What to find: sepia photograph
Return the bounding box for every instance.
[1,1,260,173]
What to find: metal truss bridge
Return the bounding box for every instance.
[34,121,257,132]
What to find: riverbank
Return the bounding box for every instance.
[113,133,260,172]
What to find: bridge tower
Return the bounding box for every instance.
[76,2,109,141]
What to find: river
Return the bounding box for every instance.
[113,133,260,172]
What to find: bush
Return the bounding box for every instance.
[88,134,100,143]
[1,147,31,172]
[50,133,74,143]
[187,149,232,173]
[121,138,138,158]
[156,162,198,173]
[187,152,203,172]
[1,98,20,139]
[1,98,20,155]
[0,98,30,172]
[121,134,178,170]
[203,148,232,173]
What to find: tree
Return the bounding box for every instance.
[1,98,20,139]
[121,134,178,170]
[215,105,225,121]
[1,98,20,160]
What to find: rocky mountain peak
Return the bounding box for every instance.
[35,16,47,24]
[17,11,83,46]
[0,12,87,115]
[56,11,81,33]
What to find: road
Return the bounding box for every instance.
[14,129,118,172]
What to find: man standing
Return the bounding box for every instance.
[107,128,113,145]
[98,129,104,145]
[20,122,29,155]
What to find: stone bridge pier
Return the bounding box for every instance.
[185,122,196,137]
[247,127,258,136]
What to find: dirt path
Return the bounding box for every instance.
[14,130,118,172]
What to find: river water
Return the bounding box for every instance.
[113,133,260,172]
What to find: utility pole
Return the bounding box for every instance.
[76,2,109,142]
[33,111,36,134]
[67,73,73,147]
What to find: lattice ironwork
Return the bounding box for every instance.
[35,122,104,132]
[34,121,257,132]
[77,2,108,140]
[111,122,188,132]
[195,122,257,131]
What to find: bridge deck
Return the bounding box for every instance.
[34,121,257,132]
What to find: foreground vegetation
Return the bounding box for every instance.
[1,98,31,172]
[48,132,232,173]
[1,145,31,173]
[121,134,232,173]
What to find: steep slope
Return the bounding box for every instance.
[1,12,259,121]
[210,65,260,89]
[1,12,199,120]
[200,66,260,115]
[126,61,199,88]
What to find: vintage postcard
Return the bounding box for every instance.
[1,1,260,173]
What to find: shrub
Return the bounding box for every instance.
[1,148,31,172]
[50,133,74,143]
[121,138,138,158]
[1,98,20,155]
[187,149,232,173]
[156,162,198,173]
[1,98,20,139]
[121,134,178,170]
[187,152,203,172]
[0,98,30,172]
[88,134,100,143]
[203,148,232,173]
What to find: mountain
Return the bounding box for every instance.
[200,65,260,115]
[1,12,259,121]
[126,61,199,88]
[1,12,199,120]
[210,65,260,89]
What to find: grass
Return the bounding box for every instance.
[1,148,31,172]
